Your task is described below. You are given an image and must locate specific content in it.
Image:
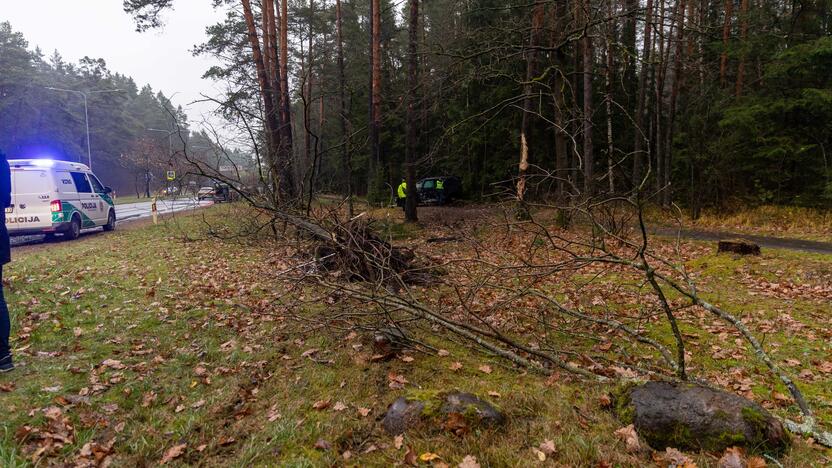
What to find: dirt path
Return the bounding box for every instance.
[650,227,832,254]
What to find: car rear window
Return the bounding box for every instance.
[11,170,51,194]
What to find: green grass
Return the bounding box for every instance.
[0,204,830,466]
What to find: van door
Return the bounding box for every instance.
[69,172,100,228]
[86,172,112,223]
[8,169,53,233]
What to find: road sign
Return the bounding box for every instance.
[166,170,176,181]
[218,165,233,173]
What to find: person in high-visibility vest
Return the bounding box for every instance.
[435,178,445,205]
[396,179,407,209]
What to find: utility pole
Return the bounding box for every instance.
[45,87,122,170]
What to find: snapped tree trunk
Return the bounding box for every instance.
[518,4,546,203]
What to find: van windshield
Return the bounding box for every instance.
[11,170,50,195]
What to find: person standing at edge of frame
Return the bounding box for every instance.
[0,150,12,373]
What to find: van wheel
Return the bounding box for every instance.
[65,215,81,241]
[103,210,116,232]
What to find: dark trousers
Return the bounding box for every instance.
[0,266,9,359]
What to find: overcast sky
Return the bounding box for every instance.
[2,0,227,132]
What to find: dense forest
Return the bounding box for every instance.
[163,0,830,213]
[7,0,832,210]
[0,21,230,195]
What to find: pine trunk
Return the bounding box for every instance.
[405,0,419,221]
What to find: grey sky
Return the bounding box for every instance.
[2,0,227,132]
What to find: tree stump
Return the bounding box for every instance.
[718,239,761,256]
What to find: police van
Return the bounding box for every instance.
[6,159,116,240]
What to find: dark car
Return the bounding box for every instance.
[416,176,461,205]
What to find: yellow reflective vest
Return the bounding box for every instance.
[397,182,407,198]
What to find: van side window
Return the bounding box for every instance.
[70,172,92,193]
[88,174,105,193]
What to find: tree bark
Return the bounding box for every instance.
[405,0,419,221]
[278,0,294,196]
[241,0,281,197]
[604,0,615,194]
[720,0,733,87]
[582,6,594,194]
[633,0,655,187]
[335,0,353,216]
[518,4,546,203]
[735,0,748,96]
[550,2,569,198]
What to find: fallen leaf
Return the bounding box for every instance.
[358,407,371,417]
[478,364,492,374]
[532,448,546,461]
[332,401,347,412]
[449,362,463,371]
[312,399,331,410]
[404,446,417,466]
[538,439,556,455]
[487,391,501,398]
[717,447,751,468]
[419,452,441,462]
[614,424,641,453]
[400,355,415,363]
[662,447,695,467]
[458,455,481,468]
[159,443,186,464]
[101,359,125,370]
[438,349,450,357]
[394,434,404,449]
[314,438,331,450]
[0,383,15,392]
[191,399,206,409]
[443,412,469,436]
[598,394,612,408]
[747,456,767,468]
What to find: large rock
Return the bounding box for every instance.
[381,391,505,435]
[615,381,789,452]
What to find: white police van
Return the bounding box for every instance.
[6,159,116,240]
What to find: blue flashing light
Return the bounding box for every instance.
[31,159,56,168]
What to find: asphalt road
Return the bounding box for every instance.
[11,197,211,247]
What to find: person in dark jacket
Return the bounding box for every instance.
[0,151,12,372]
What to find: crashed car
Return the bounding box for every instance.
[416,176,461,205]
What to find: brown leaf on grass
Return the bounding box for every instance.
[538,439,556,455]
[387,373,408,389]
[0,383,15,392]
[478,364,492,374]
[400,355,415,363]
[437,349,450,357]
[458,455,481,468]
[312,399,331,410]
[141,391,157,408]
[419,452,441,462]
[717,447,745,468]
[159,443,186,465]
[394,434,404,449]
[357,407,371,417]
[532,448,547,461]
[449,362,463,371]
[598,394,612,408]
[661,447,696,467]
[191,399,206,409]
[314,438,331,450]
[613,424,641,452]
[101,359,125,370]
[332,401,347,412]
[443,412,469,437]
[404,446,417,466]
[747,456,767,468]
